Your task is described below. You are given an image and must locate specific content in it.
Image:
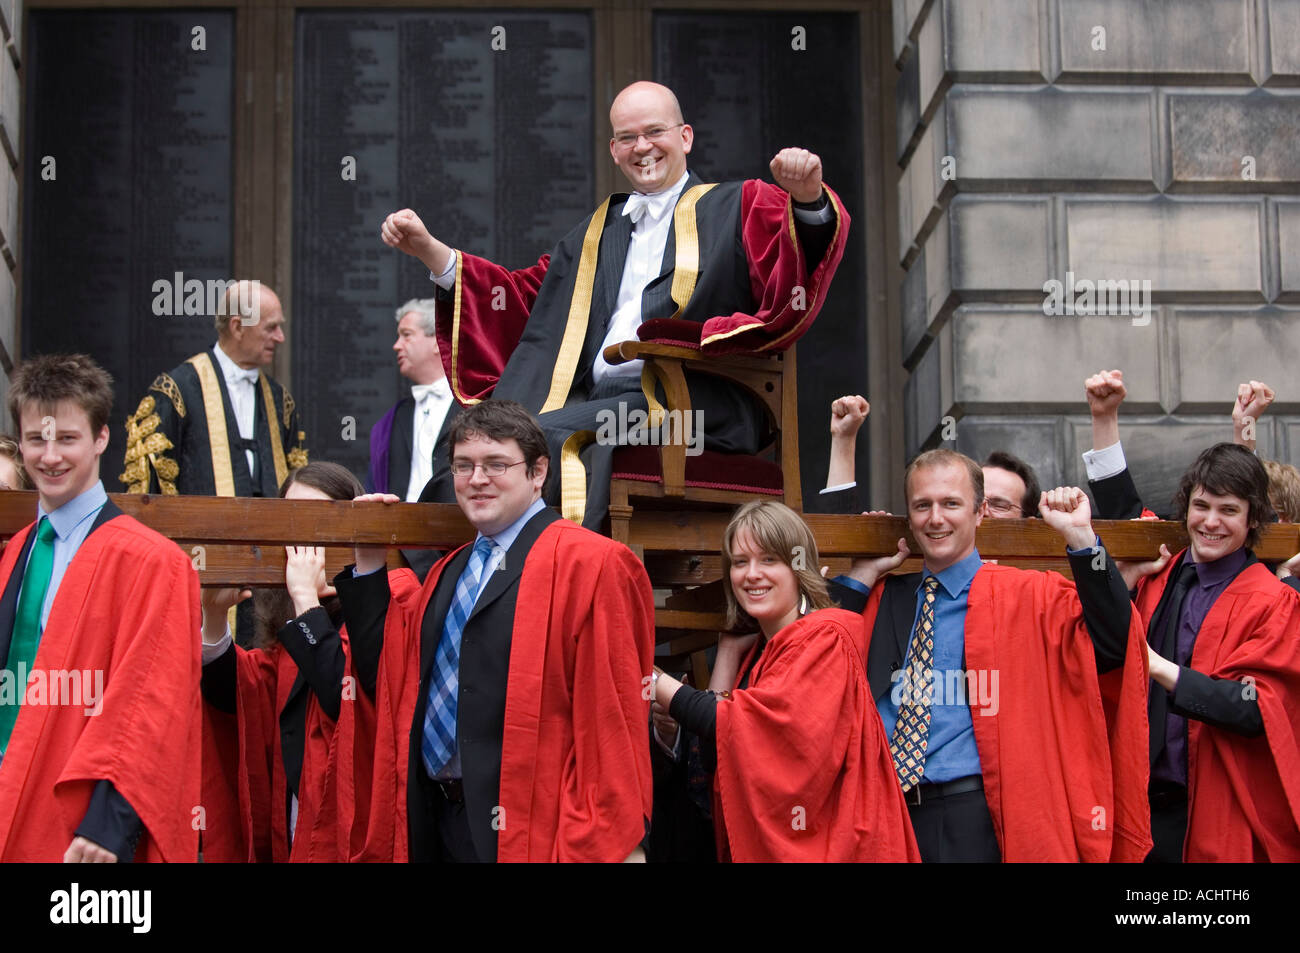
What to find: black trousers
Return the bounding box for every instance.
[411,774,483,863]
[1145,783,1188,863]
[906,784,1001,862]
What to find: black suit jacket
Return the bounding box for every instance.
[1089,467,1145,521]
[337,506,561,862]
[831,574,919,704]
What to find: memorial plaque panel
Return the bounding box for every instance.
[294,10,593,483]
[654,12,866,509]
[23,10,234,479]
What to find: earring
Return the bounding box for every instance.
[799,592,809,616]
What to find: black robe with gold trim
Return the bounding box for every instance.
[120,350,308,497]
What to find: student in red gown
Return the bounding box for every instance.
[336,399,655,862]
[0,354,200,862]
[199,461,418,861]
[653,500,920,862]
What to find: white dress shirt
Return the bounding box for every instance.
[212,343,260,479]
[406,379,453,501]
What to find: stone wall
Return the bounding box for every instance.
[893,0,1299,514]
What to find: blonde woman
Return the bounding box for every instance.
[653,500,918,862]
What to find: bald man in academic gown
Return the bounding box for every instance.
[385,81,850,528]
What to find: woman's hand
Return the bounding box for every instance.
[286,545,333,617]
[200,586,251,644]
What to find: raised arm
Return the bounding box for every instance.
[1232,380,1274,451]
[1083,369,1145,520]
[380,208,454,277]
[1039,486,1133,672]
[826,395,868,490]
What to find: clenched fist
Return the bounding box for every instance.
[770,148,824,204]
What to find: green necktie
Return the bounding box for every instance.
[0,518,57,752]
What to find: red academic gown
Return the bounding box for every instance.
[0,516,201,862]
[712,608,920,863]
[437,179,850,405]
[1134,553,1300,861]
[351,521,655,862]
[202,570,421,863]
[858,564,1152,862]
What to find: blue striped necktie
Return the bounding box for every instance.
[422,537,496,777]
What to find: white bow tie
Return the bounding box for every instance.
[623,190,674,225]
[411,382,445,405]
[228,368,258,387]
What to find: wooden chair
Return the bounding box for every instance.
[600,338,803,684]
[602,340,802,550]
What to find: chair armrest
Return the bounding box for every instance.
[602,340,705,367]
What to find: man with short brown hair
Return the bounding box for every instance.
[831,449,1151,861]
[0,353,199,861]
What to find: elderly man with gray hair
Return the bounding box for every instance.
[367,298,458,502]
[122,280,307,498]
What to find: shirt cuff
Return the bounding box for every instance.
[1066,535,1104,557]
[428,251,458,290]
[653,723,682,762]
[1082,441,1127,481]
[793,200,833,223]
[821,481,857,495]
[832,574,870,595]
[201,628,232,665]
[352,564,384,578]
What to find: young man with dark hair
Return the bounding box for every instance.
[1117,443,1300,861]
[831,449,1151,861]
[982,450,1041,519]
[0,354,200,862]
[336,399,655,862]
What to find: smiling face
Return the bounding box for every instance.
[907,461,983,573]
[727,527,801,637]
[608,82,693,195]
[452,434,546,537]
[19,399,108,512]
[1186,486,1251,563]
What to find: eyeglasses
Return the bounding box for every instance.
[612,123,684,148]
[986,497,1021,515]
[451,459,526,478]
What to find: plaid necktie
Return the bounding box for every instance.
[422,537,496,777]
[890,575,939,792]
[0,518,57,753]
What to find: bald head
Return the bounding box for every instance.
[216,281,286,368]
[608,82,693,194]
[609,82,684,127]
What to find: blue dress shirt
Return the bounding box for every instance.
[874,548,985,784]
[25,481,109,630]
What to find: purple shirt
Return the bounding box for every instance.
[1152,547,1249,786]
